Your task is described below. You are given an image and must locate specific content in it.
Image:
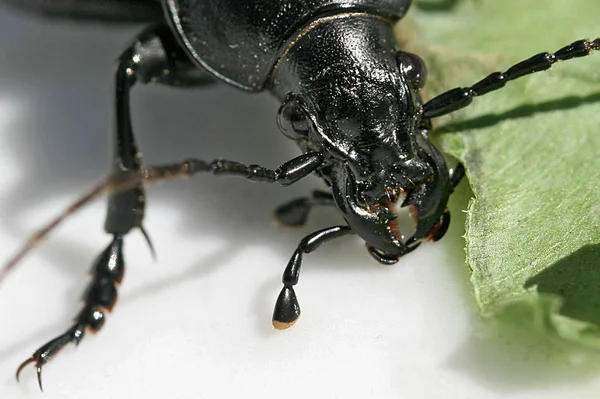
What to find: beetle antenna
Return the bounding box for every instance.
[1,154,317,283]
[0,164,161,284]
[0,178,110,285]
[422,38,599,118]
[0,158,199,284]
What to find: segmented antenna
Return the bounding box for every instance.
[0,160,200,285]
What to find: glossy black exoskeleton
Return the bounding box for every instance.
[1,0,598,391]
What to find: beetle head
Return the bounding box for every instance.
[276,51,452,260]
[328,131,451,260]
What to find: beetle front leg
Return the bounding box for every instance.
[415,0,461,12]
[272,226,354,330]
[16,24,215,390]
[274,190,335,227]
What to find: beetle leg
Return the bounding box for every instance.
[15,24,215,390]
[423,38,600,118]
[1,0,163,23]
[272,226,354,330]
[415,0,461,12]
[450,163,465,190]
[107,23,215,248]
[274,190,335,227]
[16,236,124,391]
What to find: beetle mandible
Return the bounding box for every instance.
[1,0,598,391]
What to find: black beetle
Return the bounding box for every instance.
[0,0,597,391]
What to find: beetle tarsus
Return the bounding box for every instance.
[16,325,83,392]
[16,236,124,390]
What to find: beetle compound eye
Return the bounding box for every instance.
[277,96,311,140]
[397,52,427,90]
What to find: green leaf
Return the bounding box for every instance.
[409,0,600,346]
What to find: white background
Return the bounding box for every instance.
[0,5,599,399]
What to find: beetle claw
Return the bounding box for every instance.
[15,357,33,382]
[16,355,44,392]
[16,326,82,392]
